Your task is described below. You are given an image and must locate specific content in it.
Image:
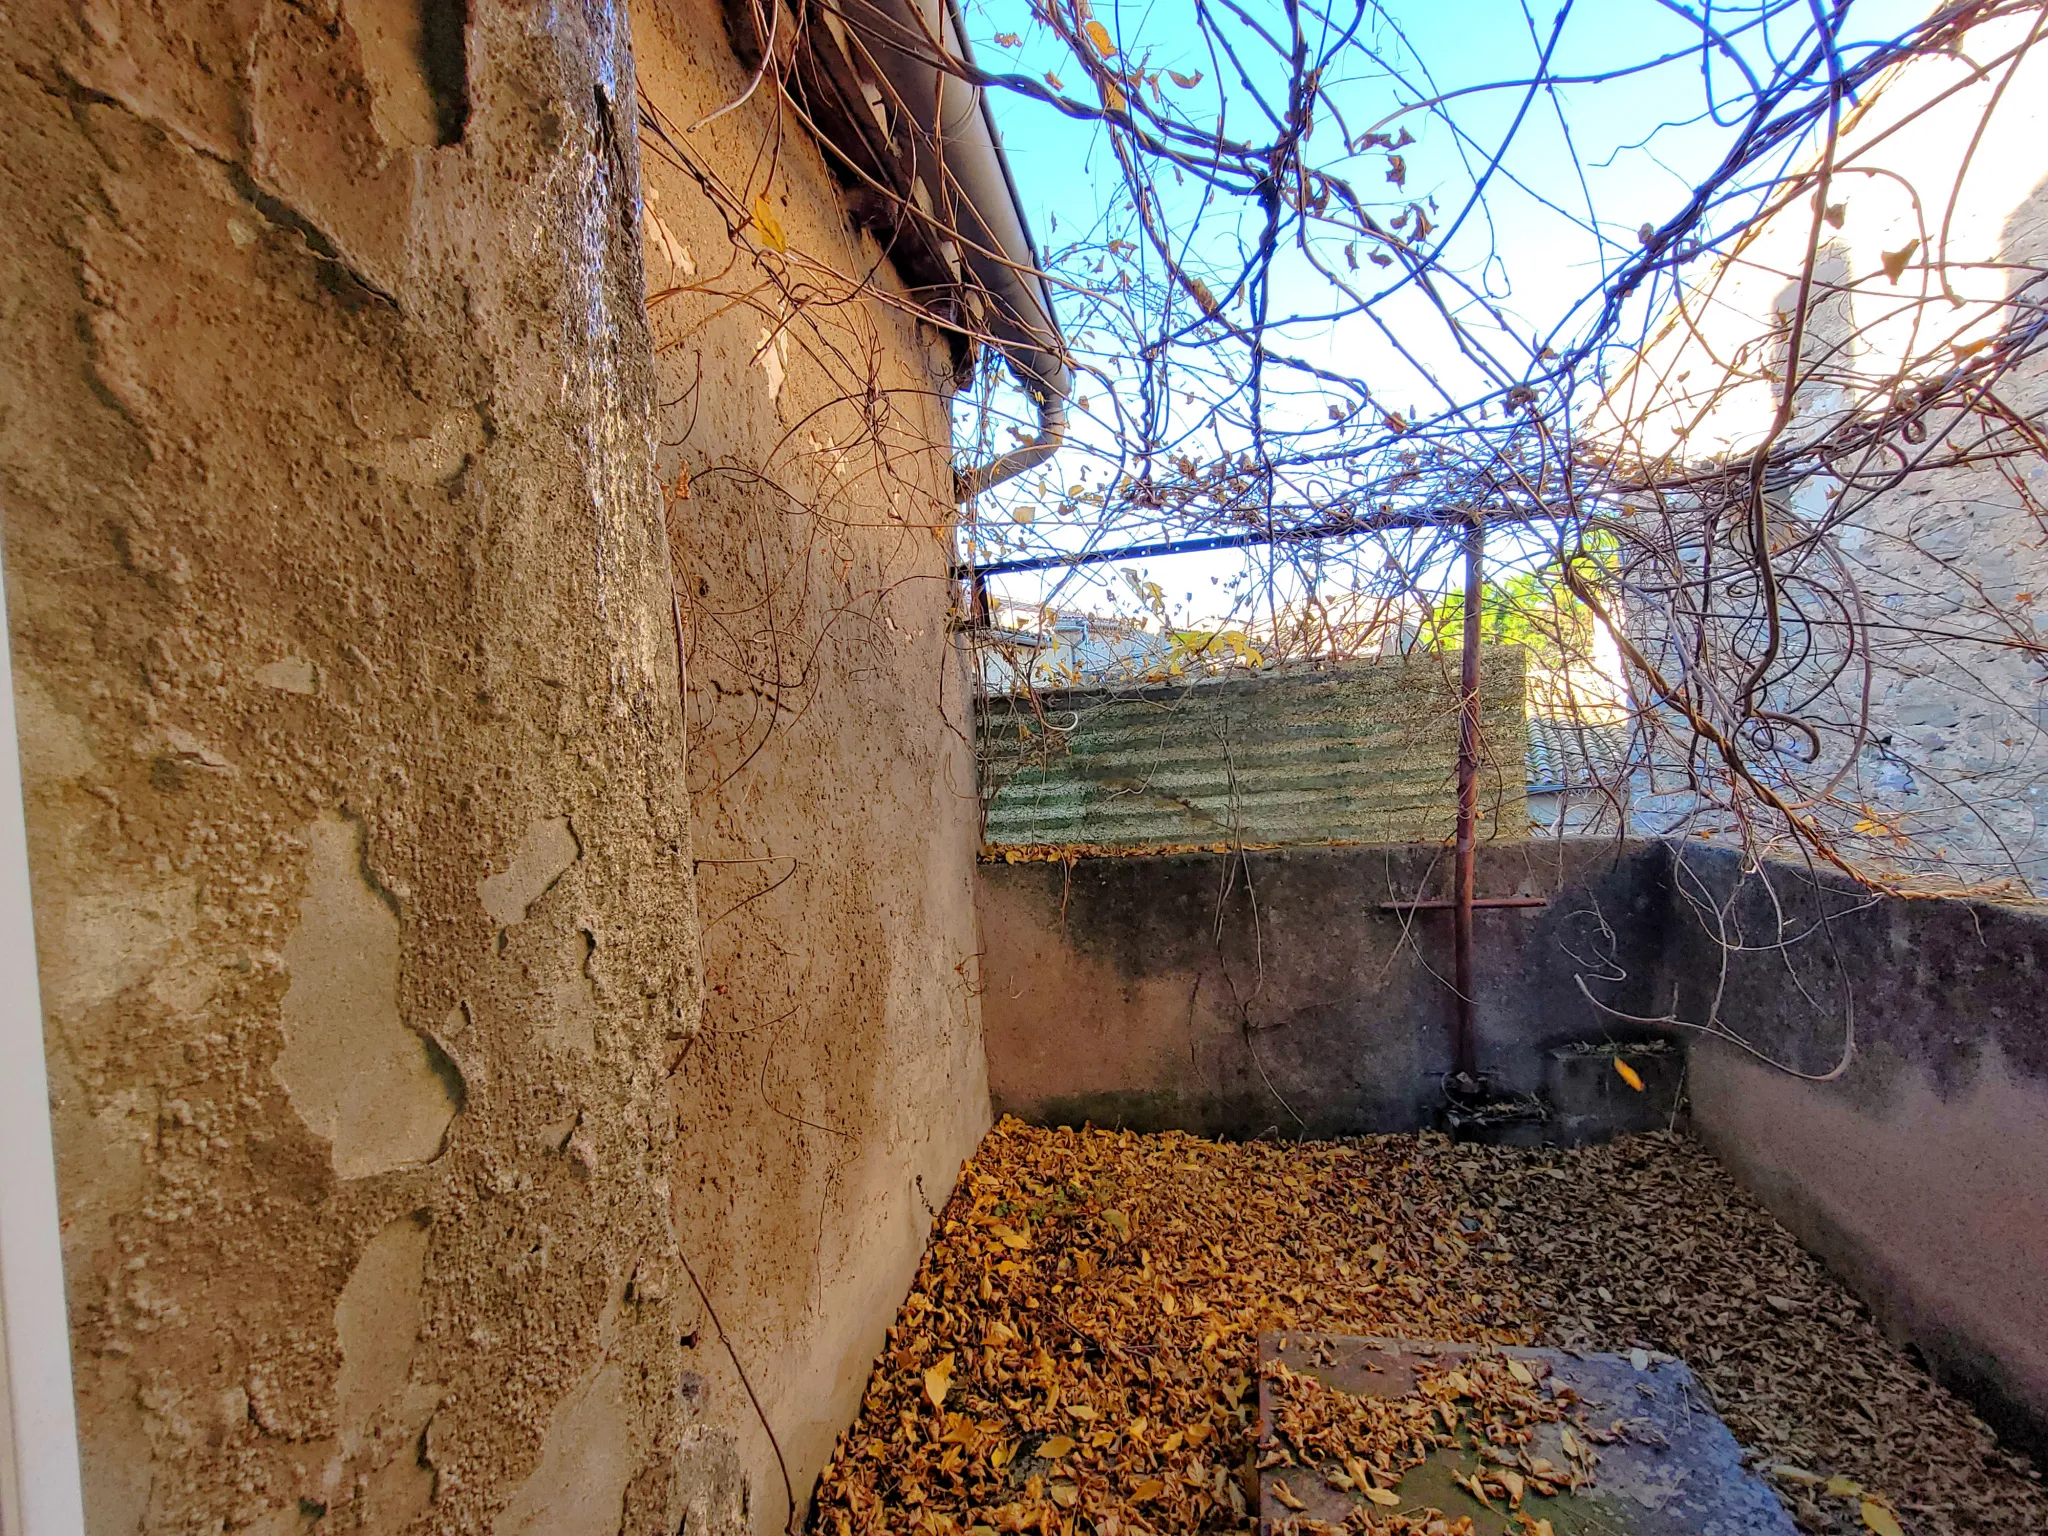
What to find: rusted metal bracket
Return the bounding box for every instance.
[1451,517,1485,1092]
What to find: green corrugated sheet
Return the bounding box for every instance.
[978,650,1528,848]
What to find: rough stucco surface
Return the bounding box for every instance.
[0,1,762,1532]
[632,3,992,1528]
[1663,850,2048,1463]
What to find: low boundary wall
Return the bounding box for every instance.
[976,841,2048,1461]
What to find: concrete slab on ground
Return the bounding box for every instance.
[1256,1334,1796,1535]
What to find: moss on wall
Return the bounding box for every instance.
[980,650,1531,849]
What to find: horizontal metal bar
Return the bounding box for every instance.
[1377,896,1550,911]
[955,509,1446,579]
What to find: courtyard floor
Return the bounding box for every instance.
[810,1121,2043,1536]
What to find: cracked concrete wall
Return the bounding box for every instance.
[0,1,776,1533]
[632,2,993,1530]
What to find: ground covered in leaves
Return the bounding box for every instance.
[810,1121,2042,1536]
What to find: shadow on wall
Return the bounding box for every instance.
[976,840,2048,1464]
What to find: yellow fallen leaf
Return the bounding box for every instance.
[990,1223,1032,1250]
[1862,1500,1905,1536]
[750,194,788,254]
[1828,1475,1865,1498]
[923,1353,954,1413]
[1528,1522,1555,1536]
[1560,1426,1582,1458]
[1363,1485,1401,1507]
[1065,1404,1098,1422]
[1049,1481,1078,1507]
[1271,1480,1306,1511]
[1040,1435,1075,1459]
[1507,1357,1535,1385]
[1615,1058,1645,1092]
[1500,1469,1525,1503]
[1083,18,1116,55]
[1132,1477,1165,1501]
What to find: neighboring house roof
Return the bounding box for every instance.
[1526,717,1633,794]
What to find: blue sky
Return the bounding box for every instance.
[955,0,1931,624]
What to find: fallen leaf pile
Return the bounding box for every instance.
[810,1121,2044,1536]
[1262,1351,1583,1534]
[1469,1133,2048,1535]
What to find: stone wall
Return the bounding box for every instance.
[1596,17,2048,889]
[1,2,985,1533]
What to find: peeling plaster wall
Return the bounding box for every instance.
[0,2,753,1533]
[631,4,994,1530]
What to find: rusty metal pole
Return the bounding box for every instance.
[1451,515,1484,1095]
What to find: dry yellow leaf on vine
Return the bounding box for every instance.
[1084,19,1116,55]
[750,195,788,253]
